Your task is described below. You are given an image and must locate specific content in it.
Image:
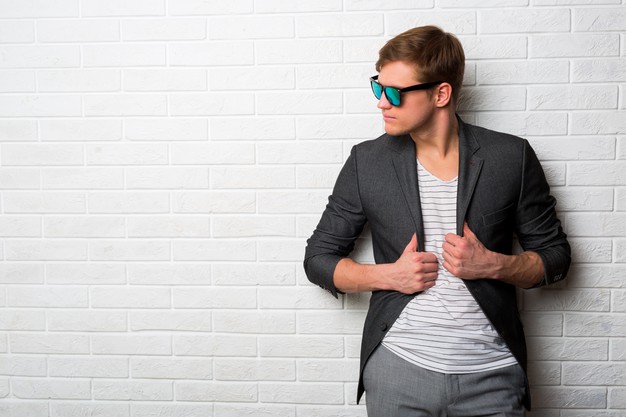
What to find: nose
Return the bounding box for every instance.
[377,92,392,110]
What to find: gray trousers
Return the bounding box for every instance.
[363,345,526,417]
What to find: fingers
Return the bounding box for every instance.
[403,233,418,253]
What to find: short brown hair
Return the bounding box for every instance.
[376,26,465,103]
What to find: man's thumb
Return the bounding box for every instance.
[403,233,418,253]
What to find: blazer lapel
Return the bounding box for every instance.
[389,135,425,252]
[457,118,484,235]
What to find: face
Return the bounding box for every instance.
[375,61,438,137]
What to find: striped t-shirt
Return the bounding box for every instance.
[382,159,516,374]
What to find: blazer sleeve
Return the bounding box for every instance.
[516,140,571,287]
[303,146,368,298]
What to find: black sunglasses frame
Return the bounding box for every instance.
[370,75,444,106]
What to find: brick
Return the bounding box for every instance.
[480,8,570,33]
[130,310,212,331]
[567,162,626,185]
[168,0,253,15]
[0,0,78,18]
[42,168,124,190]
[212,215,295,238]
[574,7,626,31]
[0,94,81,117]
[82,0,165,17]
[10,334,89,354]
[171,142,255,164]
[46,263,125,285]
[0,309,45,330]
[0,120,37,141]
[88,191,170,213]
[37,19,119,42]
[527,361,561,386]
[296,64,372,89]
[573,59,626,82]
[86,143,167,165]
[439,0,525,6]
[457,86,526,111]
[175,381,257,402]
[125,167,209,189]
[89,240,170,261]
[173,287,256,308]
[122,18,206,41]
[212,310,294,333]
[297,359,359,382]
[611,339,626,360]
[568,238,612,263]
[215,404,296,417]
[531,387,607,409]
[387,11,476,34]
[566,265,626,288]
[258,91,343,115]
[526,337,608,361]
[343,38,388,63]
[528,137,615,160]
[0,168,40,189]
[461,35,527,59]
[40,119,122,141]
[214,358,295,381]
[5,240,87,261]
[256,0,341,13]
[0,403,48,417]
[91,286,171,308]
[174,334,257,357]
[297,14,383,37]
[210,117,295,140]
[211,166,295,189]
[169,42,254,66]
[476,112,568,136]
[258,191,338,214]
[0,356,46,376]
[210,67,295,91]
[565,313,626,336]
[256,40,342,64]
[123,69,207,92]
[477,60,569,85]
[50,403,129,417]
[210,15,294,39]
[297,311,366,334]
[7,286,88,307]
[0,216,41,237]
[38,69,121,92]
[571,112,626,135]
[259,336,344,358]
[0,21,35,43]
[48,357,128,378]
[172,191,256,214]
[520,312,563,336]
[92,335,171,355]
[551,187,614,211]
[133,404,213,417]
[0,264,43,285]
[297,165,342,189]
[529,85,617,110]
[564,363,626,385]
[297,115,382,139]
[0,45,79,68]
[259,287,343,309]
[12,378,91,399]
[1,143,83,166]
[93,379,172,401]
[127,216,211,237]
[347,0,432,9]
[47,310,127,332]
[530,33,619,58]
[131,357,212,379]
[128,263,210,285]
[4,191,85,214]
[259,383,343,405]
[169,93,254,116]
[84,94,167,116]
[173,239,255,262]
[562,213,626,237]
[44,216,125,238]
[257,142,342,164]
[125,118,207,140]
[212,263,295,286]
[83,44,166,67]
[0,70,35,93]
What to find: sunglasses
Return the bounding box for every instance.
[370,75,443,106]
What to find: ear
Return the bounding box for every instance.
[434,82,453,108]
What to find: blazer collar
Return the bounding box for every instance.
[388,115,484,241]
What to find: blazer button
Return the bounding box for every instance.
[380,323,388,331]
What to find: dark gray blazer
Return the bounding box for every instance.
[303,117,571,410]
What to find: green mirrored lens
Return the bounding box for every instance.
[371,80,383,99]
[386,87,401,106]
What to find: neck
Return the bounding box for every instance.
[410,109,459,157]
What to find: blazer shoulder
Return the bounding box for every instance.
[464,122,527,151]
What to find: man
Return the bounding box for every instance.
[303,26,571,416]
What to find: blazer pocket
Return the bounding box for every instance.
[482,203,514,227]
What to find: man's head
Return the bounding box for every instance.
[376,26,465,105]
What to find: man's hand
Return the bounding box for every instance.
[388,233,439,294]
[442,223,499,280]
[442,222,545,288]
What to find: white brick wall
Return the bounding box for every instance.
[0,1,624,416]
